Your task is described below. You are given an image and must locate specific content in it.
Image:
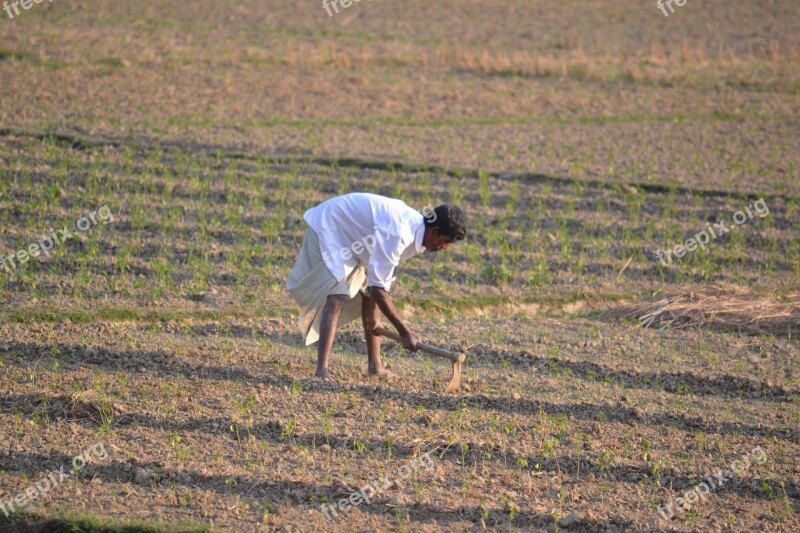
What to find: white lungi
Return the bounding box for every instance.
[285,227,368,345]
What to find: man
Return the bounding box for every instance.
[286,192,466,380]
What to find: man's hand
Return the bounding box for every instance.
[369,286,418,352]
[370,323,418,352]
[399,328,419,352]
[369,287,419,352]
[366,319,382,336]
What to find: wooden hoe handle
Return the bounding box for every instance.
[374,327,466,363]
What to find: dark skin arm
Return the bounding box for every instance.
[369,287,418,352]
[365,227,455,352]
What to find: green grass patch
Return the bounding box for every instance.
[96,57,126,68]
[0,47,27,61]
[1,305,268,324]
[0,509,210,533]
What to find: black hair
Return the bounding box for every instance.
[424,204,466,241]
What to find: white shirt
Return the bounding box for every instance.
[303,193,426,291]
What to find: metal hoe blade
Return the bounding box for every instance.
[443,360,462,393]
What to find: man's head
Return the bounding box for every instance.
[422,204,466,252]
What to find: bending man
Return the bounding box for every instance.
[286,192,466,379]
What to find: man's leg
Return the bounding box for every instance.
[315,294,349,379]
[362,290,395,377]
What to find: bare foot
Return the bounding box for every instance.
[314,367,333,380]
[368,367,398,379]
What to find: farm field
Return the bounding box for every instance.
[1,1,799,532]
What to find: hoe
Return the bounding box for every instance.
[375,326,465,393]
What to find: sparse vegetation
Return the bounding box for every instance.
[1,1,799,531]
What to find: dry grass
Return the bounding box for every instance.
[604,287,800,337]
[266,40,800,87]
